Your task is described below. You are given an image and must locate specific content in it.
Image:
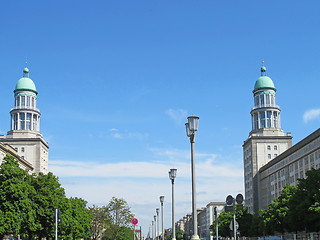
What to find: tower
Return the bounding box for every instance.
[0,66,49,174]
[243,63,292,213]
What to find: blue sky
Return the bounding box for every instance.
[1,0,320,237]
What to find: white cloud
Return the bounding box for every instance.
[108,128,148,139]
[49,148,244,235]
[303,109,320,123]
[166,109,188,124]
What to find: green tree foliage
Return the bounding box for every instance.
[60,197,92,240]
[263,184,297,234]
[102,197,134,240]
[175,230,184,240]
[89,205,110,240]
[0,155,39,239]
[288,168,320,232]
[210,210,233,237]
[29,172,66,239]
[0,155,92,239]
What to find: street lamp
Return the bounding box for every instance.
[154,216,157,240]
[156,208,160,240]
[169,169,177,240]
[152,220,155,240]
[160,196,164,240]
[185,115,200,240]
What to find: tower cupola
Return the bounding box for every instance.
[250,63,281,132]
[9,67,41,133]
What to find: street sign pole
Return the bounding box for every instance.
[55,209,58,240]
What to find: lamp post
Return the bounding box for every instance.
[169,169,177,240]
[152,221,154,240]
[185,116,200,240]
[160,196,164,240]
[156,208,160,240]
[154,216,157,240]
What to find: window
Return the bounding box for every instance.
[255,96,259,107]
[33,115,37,131]
[13,114,18,130]
[274,145,278,150]
[21,147,25,152]
[31,97,35,108]
[21,156,24,160]
[26,96,30,107]
[267,145,271,150]
[266,94,270,105]
[26,113,31,130]
[16,96,20,107]
[260,112,266,128]
[260,95,265,106]
[254,114,258,130]
[14,147,18,152]
[271,95,275,106]
[274,154,278,158]
[21,96,25,107]
[268,154,271,159]
[274,112,278,128]
[20,113,25,130]
[267,111,272,128]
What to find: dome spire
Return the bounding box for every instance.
[261,61,267,76]
[23,61,29,78]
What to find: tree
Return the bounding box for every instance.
[175,230,184,240]
[263,184,297,234]
[60,197,92,240]
[288,168,320,232]
[102,197,134,240]
[29,172,66,239]
[0,155,39,239]
[210,210,233,237]
[89,205,110,240]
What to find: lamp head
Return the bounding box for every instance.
[169,168,177,180]
[156,208,159,214]
[187,116,199,132]
[160,195,164,203]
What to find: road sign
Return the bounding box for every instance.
[226,195,233,205]
[229,220,239,231]
[132,218,138,225]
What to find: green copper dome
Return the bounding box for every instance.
[14,67,37,94]
[254,76,276,91]
[253,64,276,92]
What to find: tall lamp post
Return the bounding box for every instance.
[160,196,165,240]
[169,169,177,240]
[156,208,160,240]
[152,220,155,240]
[154,216,157,240]
[185,116,200,240]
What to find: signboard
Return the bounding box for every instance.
[132,218,138,225]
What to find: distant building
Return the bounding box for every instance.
[177,202,225,240]
[0,67,49,174]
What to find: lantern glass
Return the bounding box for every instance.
[169,168,177,180]
[185,123,191,137]
[188,116,199,132]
